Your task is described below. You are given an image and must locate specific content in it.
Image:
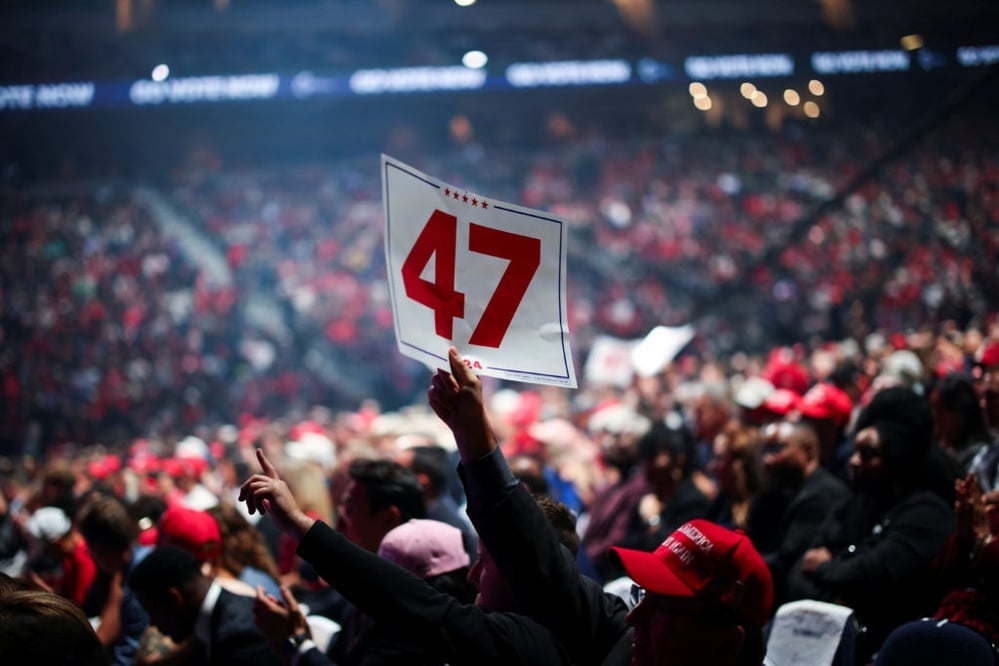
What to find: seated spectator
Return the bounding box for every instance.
[580,405,654,583]
[159,504,279,598]
[932,374,993,475]
[625,422,712,559]
[76,493,151,666]
[787,387,956,661]
[706,421,764,531]
[610,520,773,666]
[931,474,999,649]
[208,502,282,598]
[749,422,850,607]
[25,505,97,606]
[128,544,282,666]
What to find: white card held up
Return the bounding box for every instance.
[382,154,577,388]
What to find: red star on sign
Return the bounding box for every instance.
[462,194,469,203]
[444,187,451,197]
[481,200,489,209]
[453,191,460,200]
[471,198,478,207]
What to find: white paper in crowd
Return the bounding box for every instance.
[765,600,854,666]
[585,335,638,388]
[631,324,695,377]
[382,154,576,388]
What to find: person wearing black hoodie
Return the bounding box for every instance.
[787,386,956,661]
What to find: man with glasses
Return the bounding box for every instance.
[786,387,955,662]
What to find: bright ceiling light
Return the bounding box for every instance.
[804,101,820,118]
[462,50,488,69]
[751,91,768,108]
[688,82,707,99]
[740,82,756,99]
[783,89,800,106]
[694,96,712,111]
[151,64,170,81]
[808,79,825,96]
[454,0,476,6]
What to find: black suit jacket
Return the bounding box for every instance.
[206,589,283,666]
[751,466,851,605]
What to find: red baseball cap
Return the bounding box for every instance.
[609,520,773,628]
[799,383,853,427]
[762,388,802,416]
[157,507,222,562]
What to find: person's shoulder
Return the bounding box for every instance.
[804,467,850,497]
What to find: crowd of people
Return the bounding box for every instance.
[0,69,997,663]
[0,334,998,664]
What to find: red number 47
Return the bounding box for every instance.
[401,209,541,349]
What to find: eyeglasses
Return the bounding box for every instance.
[853,444,883,462]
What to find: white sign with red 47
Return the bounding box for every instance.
[382,155,577,388]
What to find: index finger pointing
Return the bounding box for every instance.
[256,448,279,480]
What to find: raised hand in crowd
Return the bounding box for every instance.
[238,449,316,540]
[252,584,312,661]
[956,474,994,549]
[428,347,497,462]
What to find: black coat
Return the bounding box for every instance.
[461,450,631,666]
[297,520,572,666]
[750,466,851,605]
[204,589,283,666]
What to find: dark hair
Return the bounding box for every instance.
[425,567,476,604]
[407,445,450,494]
[349,459,426,522]
[533,494,579,556]
[0,590,107,666]
[208,502,280,580]
[77,494,138,553]
[933,374,990,449]
[638,421,696,476]
[510,454,550,496]
[853,387,933,478]
[128,494,168,529]
[128,546,202,598]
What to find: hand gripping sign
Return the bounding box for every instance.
[382,155,577,388]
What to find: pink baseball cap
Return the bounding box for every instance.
[378,519,469,579]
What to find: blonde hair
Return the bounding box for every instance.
[281,460,334,525]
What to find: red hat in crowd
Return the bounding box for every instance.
[977,342,999,370]
[157,506,222,562]
[762,389,802,417]
[762,350,810,397]
[799,383,853,427]
[609,520,773,628]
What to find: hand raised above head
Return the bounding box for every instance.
[238,449,316,538]
[427,347,497,463]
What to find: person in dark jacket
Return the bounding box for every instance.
[428,347,770,666]
[128,545,282,666]
[239,449,573,666]
[787,386,956,661]
[749,421,851,606]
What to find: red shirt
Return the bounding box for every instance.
[62,537,98,606]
